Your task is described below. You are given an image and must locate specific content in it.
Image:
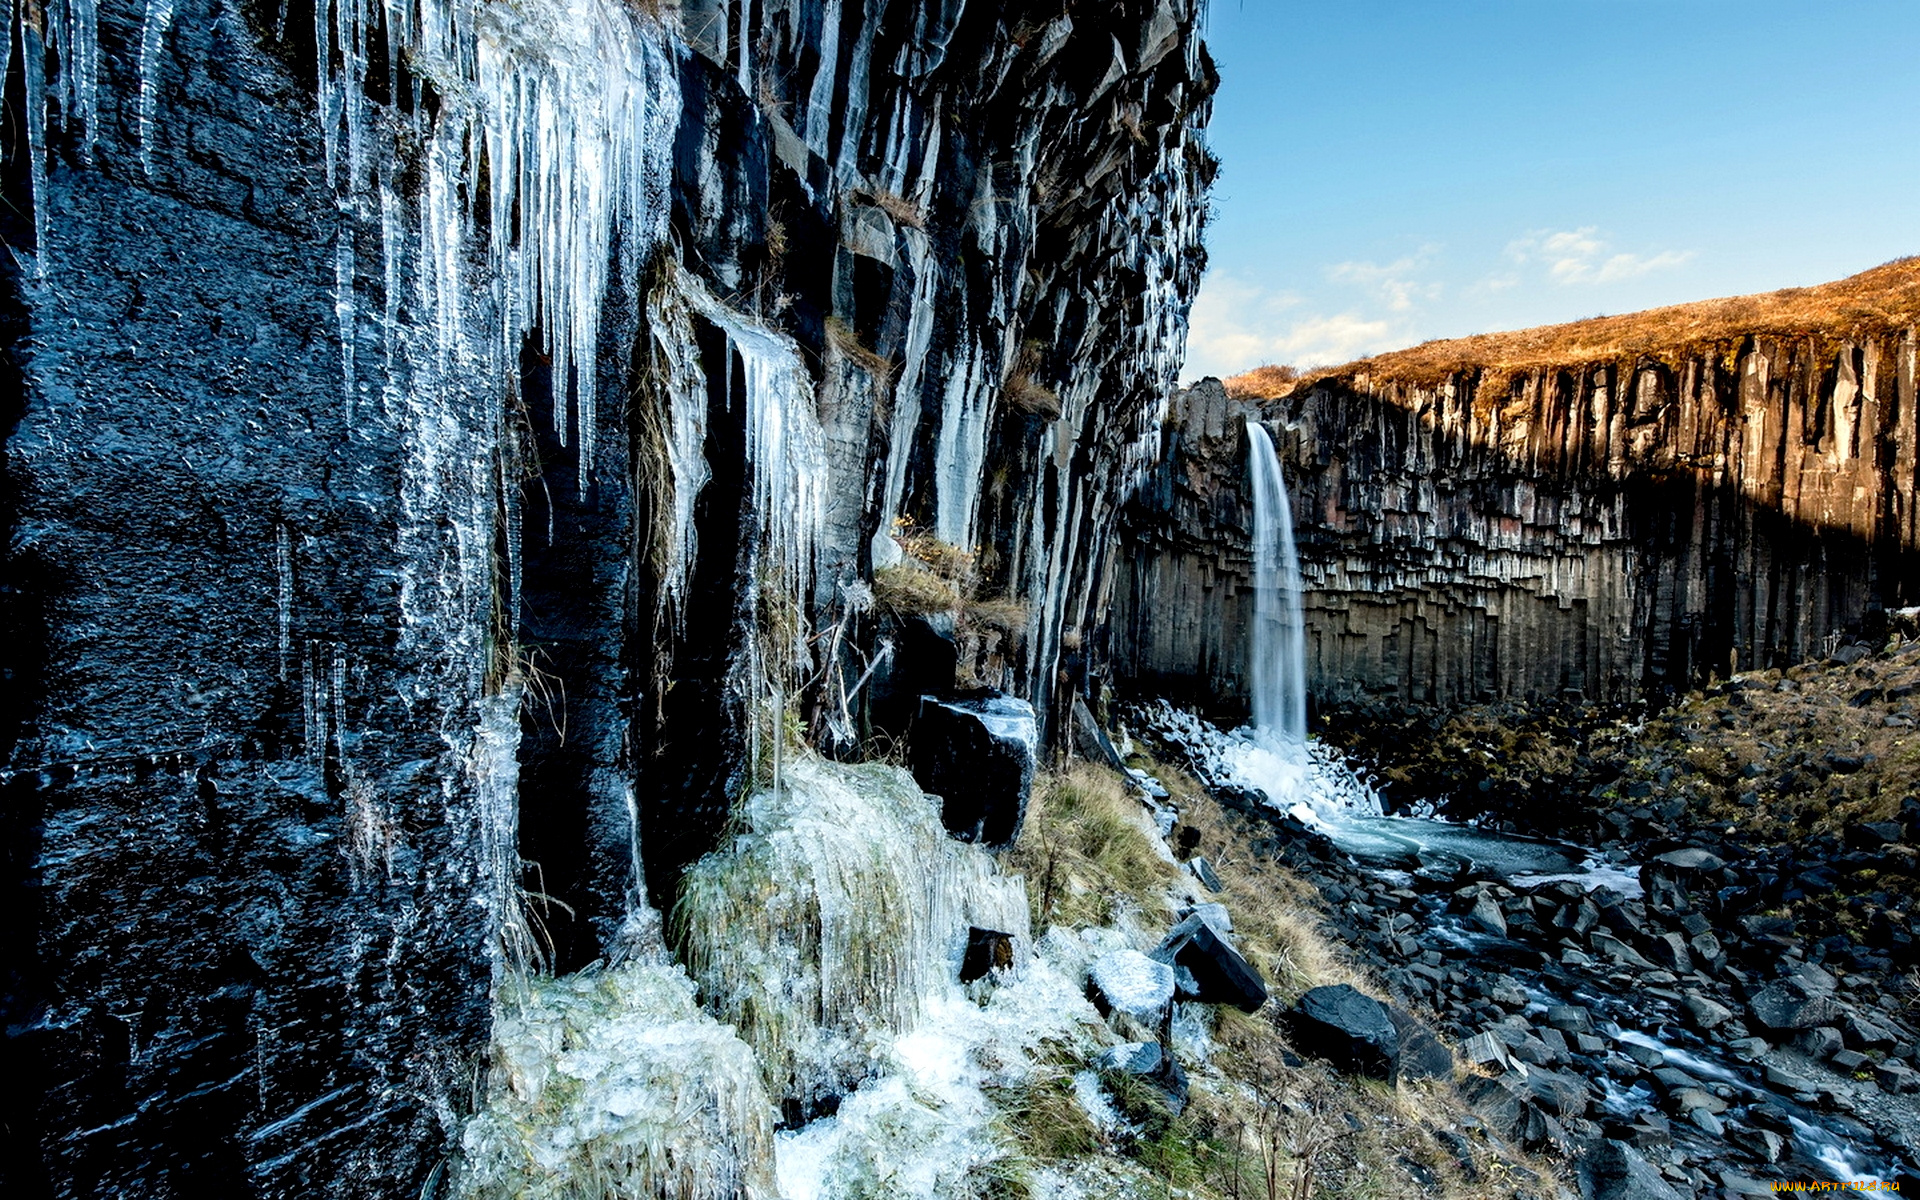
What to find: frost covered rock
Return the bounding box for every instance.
[454,964,774,1200]
[1089,949,1176,1023]
[1096,1041,1166,1076]
[910,692,1039,846]
[676,758,1029,1107]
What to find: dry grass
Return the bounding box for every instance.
[1004,764,1185,933]
[1146,759,1373,1002]
[1001,369,1062,419]
[871,563,961,617]
[1590,633,1920,848]
[1223,364,1298,400]
[849,187,926,230]
[999,758,1564,1199]
[1226,256,1920,396]
[824,316,897,383]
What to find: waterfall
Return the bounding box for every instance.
[1245,420,1308,743]
[1212,419,1384,824]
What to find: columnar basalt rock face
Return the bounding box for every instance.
[0,0,1212,1194]
[1117,324,1920,714]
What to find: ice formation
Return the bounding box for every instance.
[647,269,829,631]
[773,940,1111,1200]
[674,757,1030,1108]
[454,962,776,1200]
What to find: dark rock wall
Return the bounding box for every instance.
[0,0,1211,1195]
[1117,337,1920,714]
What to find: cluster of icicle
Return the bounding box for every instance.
[25,0,680,474]
[673,757,1031,1110]
[453,962,777,1200]
[326,0,680,472]
[646,266,829,630]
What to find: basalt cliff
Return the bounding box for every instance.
[1115,261,1920,715]
[0,0,1213,1193]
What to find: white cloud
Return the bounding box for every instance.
[1326,244,1443,311]
[1182,276,1399,380]
[1507,226,1694,285]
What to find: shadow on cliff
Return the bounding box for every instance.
[1270,358,1920,704]
[0,51,56,1192]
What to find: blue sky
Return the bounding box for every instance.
[1182,1,1920,380]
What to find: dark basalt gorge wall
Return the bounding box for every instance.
[1117,335,1920,715]
[0,0,1212,1195]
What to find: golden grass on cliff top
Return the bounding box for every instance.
[1225,256,1920,398]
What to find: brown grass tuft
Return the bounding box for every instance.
[825,316,897,383]
[849,188,926,230]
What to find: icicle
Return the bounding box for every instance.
[276,525,293,681]
[314,0,339,192]
[672,272,828,629]
[0,0,14,141]
[330,645,348,757]
[334,231,357,418]
[301,642,324,763]
[64,0,100,156]
[23,25,46,277]
[499,455,521,631]
[136,0,174,175]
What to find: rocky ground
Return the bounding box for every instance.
[1122,643,1920,1199]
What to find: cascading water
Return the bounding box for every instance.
[1223,419,1385,826]
[1245,420,1309,743]
[1206,419,1615,881]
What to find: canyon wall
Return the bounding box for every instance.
[0,0,1211,1194]
[1116,328,1920,714]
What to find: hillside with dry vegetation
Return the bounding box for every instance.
[1225,257,1920,396]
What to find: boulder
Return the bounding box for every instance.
[1578,1139,1686,1200]
[1461,1075,1530,1142]
[1070,695,1126,770]
[1187,856,1223,892]
[1152,914,1268,1012]
[1462,1030,1512,1071]
[1288,984,1399,1080]
[910,692,1037,846]
[1524,1066,1591,1118]
[1388,1007,1454,1081]
[1652,848,1725,872]
[1546,1004,1594,1034]
[1639,931,1692,973]
[1746,980,1842,1033]
[1591,931,1657,969]
[1680,992,1734,1030]
[1089,950,1175,1023]
[1793,1026,1843,1058]
[1096,1041,1164,1076]
[1876,1061,1920,1094]
[959,927,1015,983]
